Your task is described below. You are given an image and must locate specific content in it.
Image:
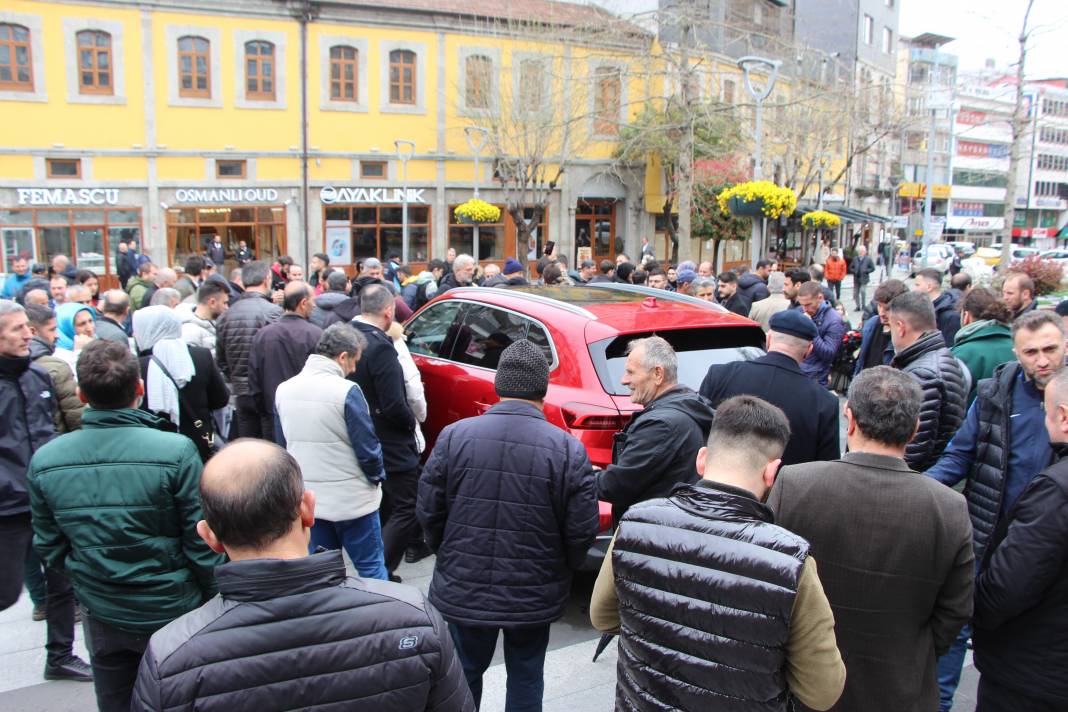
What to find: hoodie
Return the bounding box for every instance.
[175,303,218,357]
[401,271,439,310]
[736,273,770,303]
[310,290,349,328]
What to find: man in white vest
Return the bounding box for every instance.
[274,323,387,579]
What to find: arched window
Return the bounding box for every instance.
[465,54,492,110]
[594,66,621,136]
[329,45,357,101]
[0,23,33,91]
[77,30,112,94]
[245,40,275,100]
[178,36,210,98]
[389,49,416,105]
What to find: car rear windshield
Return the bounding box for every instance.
[589,327,765,396]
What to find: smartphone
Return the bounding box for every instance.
[543,241,556,257]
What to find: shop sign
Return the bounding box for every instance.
[946,216,1005,230]
[898,182,951,199]
[320,186,426,205]
[175,188,279,203]
[16,187,120,206]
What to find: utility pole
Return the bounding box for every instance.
[675,8,695,265]
[1001,0,1035,272]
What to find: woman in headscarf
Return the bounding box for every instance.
[133,305,229,462]
[54,301,96,376]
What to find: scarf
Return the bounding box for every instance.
[55,302,94,351]
[0,354,30,378]
[133,306,194,426]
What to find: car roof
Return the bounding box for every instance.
[441,284,759,333]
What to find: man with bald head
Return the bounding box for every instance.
[247,281,322,443]
[130,440,474,712]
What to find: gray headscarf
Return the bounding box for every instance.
[133,305,194,425]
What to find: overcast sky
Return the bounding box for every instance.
[586,0,1068,78]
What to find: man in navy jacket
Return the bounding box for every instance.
[418,339,598,711]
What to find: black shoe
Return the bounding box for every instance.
[44,656,93,682]
[404,541,432,564]
[389,573,403,584]
[32,604,46,622]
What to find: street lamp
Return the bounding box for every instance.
[394,139,415,263]
[738,56,782,266]
[464,126,489,262]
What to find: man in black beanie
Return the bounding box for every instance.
[417,339,599,711]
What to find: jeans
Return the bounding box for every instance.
[449,623,551,712]
[310,512,388,580]
[937,624,970,711]
[0,513,76,665]
[977,675,1062,712]
[828,280,842,300]
[83,615,151,712]
[379,467,421,574]
[854,280,868,309]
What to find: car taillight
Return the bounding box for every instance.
[561,402,630,430]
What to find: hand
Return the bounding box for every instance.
[74,334,93,350]
[271,290,284,305]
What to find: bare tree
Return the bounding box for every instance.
[1001,0,1037,272]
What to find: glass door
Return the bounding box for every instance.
[2,228,36,272]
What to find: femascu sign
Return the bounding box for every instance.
[320,186,427,204]
[17,188,120,206]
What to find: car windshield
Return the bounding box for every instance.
[589,327,765,395]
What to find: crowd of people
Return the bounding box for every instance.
[0,237,1066,712]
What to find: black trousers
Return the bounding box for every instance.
[977,676,1063,712]
[449,623,551,712]
[83,615,151,712]
[828,280,842,300]
[379,466,421,574]
[0,512,76,664]
[234,394,263,439]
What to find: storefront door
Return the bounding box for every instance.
[2,227,36,271]
[167,206,286,274]
[575,200,617,264]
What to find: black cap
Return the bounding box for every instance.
[769,309,819,341]
[494,339,550,400]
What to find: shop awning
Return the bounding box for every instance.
[826,206,892,223]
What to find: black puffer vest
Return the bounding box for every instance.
[967,361,1017,563]
[612,482,809,711]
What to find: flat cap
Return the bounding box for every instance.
[769,309,818,341]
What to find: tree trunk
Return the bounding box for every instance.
[712,237,722,273]
[661,198,679,265]
[510,203,545,261]
[1000,0,1035,273]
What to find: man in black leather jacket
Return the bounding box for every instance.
[131,440,473,712]
[596,336,715,524]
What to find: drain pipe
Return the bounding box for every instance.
[296,0,317,268]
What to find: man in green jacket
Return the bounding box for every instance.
[27,339,223,712]
[124,261,157,311]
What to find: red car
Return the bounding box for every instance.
[403,283,766,564]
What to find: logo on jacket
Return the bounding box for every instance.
[40,390,51,399]
[398,634,419,650]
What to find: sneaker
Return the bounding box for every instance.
[44,655,93,682]
[32,604,46,622]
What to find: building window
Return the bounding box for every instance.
[245,40,275,100]
[594,66,622,136]
[329,45,357,102]
[77,30,113,95]
[178,36,210,98]
[0,23,33,91]
[168,206,285,271]
[882,28,893,54]
[863,15,874,45]
[323,204,430,264]
[216,160,247,179]
[723,78,735,104]
[389,49,416,105]
[46,158,81,178]
[360,160,386,179]
[1,207,141,279]
[518,59,546,109]
[465,54,492,110]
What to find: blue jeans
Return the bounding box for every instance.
[937,623,971,711]
[449,623,551,712]
[310,512,388,581]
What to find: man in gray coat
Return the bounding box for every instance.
[768,366,974,712]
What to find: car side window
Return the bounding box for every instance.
[451,305,530,370]
[406,301,465,359]
[525,320,554,366]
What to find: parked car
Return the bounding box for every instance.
[403,283,766,566]
[946,241,976,258]
[979,244,1040,266]
[1041,249,1068,265]
[913,243,956,272]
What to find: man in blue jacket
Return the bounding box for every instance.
[854,279,907,376]
[418,339,599,711]
[796,282,846,387]
[2,257,31,299]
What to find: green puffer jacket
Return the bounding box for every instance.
[27,408,224,634]
[126,275,153,310]
[951,319,1015,403]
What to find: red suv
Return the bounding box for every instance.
[403,283,766,562]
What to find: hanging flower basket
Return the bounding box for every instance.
[454,198,501,225]
[802,210,842,229]
[717,181,798,220]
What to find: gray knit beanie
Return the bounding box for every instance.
[494,339,550,400]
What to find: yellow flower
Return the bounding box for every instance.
[717,181,798,220]
[454,199,501,223]
[802,210,841,228]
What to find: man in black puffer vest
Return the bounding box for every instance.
[972,368,1068,712]
[131,440,473,712]
[591,395,845,711]
[887,291,967,471]
[596,336,715,524]
[418,339,598,711]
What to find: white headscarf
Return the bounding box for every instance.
[133,305,195,425]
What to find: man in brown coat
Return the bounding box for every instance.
[768,366,973,712]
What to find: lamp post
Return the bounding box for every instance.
[394,140,415,263]
[464,127,489,262]
[738,56,782,266]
